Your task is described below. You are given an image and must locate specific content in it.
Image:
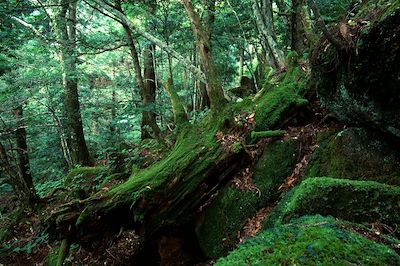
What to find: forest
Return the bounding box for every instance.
[0,0,399,264]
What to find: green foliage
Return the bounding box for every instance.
[0,232,48,254]
[64,167,107,198]
[216,215,400,265]
[314,0,353,22]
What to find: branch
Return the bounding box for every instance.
[89,0,206,82]
[78,42,128,55]
[306,0,343,50]
[7,15,48,43]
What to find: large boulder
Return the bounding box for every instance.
[263,177,400,236]
[216,215,400,266]
[313,4,400,137]
[305,127,400,185]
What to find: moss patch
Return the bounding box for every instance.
[280,177,400,233]
[305,128,400,185]
[216,215,400,266]
[196,139,299,258]
[253,67,309,131]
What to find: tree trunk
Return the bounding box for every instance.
[291,0,306,53]
[142,44,162,139]
[56,0,92,166]
[114,0,162,140]
[181,0,226,113]
[12,106,37,205]
[252,0,286,70]
[306,0,342,50]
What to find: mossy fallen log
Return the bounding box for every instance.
[49,111,248,244]
[196,139,299,258]
[48,66,311,256]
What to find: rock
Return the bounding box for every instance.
[313,6,400,137]
[215,215,400,266]
[305,128,400,185]
[280,177,400,232]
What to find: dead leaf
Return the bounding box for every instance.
[339,22,348,38]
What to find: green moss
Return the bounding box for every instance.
[47,247,59,266]
[196,140,299,258]
[281,177,400,233]
[254,67,309,131]
[216,215,400,266]
[305,128,400,185]
[230,142,243,153]
[63,166,107,199]
[74,109,233,235]
[47,240,70,266]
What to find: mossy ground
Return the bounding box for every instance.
[216,215,400,266]
[196,139,299,258]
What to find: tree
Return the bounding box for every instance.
[252,0,286,70]
[54,0,92,166]
[181,0,226,112]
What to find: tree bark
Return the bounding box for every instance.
[12,106,37,205]
[56,0,92,166]
[114,0,162,140]
[291,0,306,53]
[181,0,226,112]
[252,0,286,70]
[142,44,162,139]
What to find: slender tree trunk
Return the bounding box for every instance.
[114,0,162,140]
[56,0,92,166]
[239,44,244,78]
[291,0,305,53]
[0,108,37,206]
[181,0,226,112]
[252,0,286,70]
[11,106,37,205]
[306,0,342,50]
[142,44,162,139]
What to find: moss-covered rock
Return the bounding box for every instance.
[273,177,400,234]
[216,215,400,266]
[313,2,400,138]
[305,128,400,185]
[196,139,299,258]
